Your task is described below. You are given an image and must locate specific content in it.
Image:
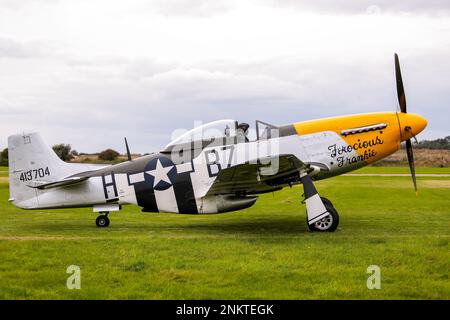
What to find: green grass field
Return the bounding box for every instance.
[0,167,449,299]
[352,166,450,174]
[0,166,8,177]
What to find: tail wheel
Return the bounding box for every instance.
[308,203,339,232]
[96,215,110,228]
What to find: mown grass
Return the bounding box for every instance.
[0,168,449,299]
[0,166,7,177]
[354,166,450,174]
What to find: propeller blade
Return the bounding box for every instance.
[124,137,132,162]
[395,53,407,113]
[405,139,417,194]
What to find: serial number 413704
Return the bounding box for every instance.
[19,167,51,182]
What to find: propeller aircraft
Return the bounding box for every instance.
[7,54,427,231]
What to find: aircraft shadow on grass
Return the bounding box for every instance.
[26,216,331,235]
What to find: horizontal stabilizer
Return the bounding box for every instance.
[26,176,89,190]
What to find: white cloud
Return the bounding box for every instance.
[0,37,55,58]
[151,0,235,17]
[0,0,449,152]
[263,0,450,14]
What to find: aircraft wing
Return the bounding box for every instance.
[204,154,308,196]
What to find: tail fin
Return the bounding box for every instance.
[8,132,72,209]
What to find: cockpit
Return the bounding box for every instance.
[164,119,281,151]
[165,119,239,149]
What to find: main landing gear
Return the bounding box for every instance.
[300,172,339,232]
[308,197,339,232]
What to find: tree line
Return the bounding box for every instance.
[51,144,121,162]
[0,144,122,166]
[415,136,450,150]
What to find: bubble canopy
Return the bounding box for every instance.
[165,119,238,148]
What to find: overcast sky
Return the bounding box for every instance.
[1,0,449,153]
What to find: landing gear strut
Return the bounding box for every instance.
[300,173,339,232]
[96,213,110,228]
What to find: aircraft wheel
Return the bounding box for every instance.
[308,203,339,232]
[320,197,333,207]
[96,215,110,228]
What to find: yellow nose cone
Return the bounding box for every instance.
[398,113,428,141]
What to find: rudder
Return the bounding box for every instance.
[8,132,71,209]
